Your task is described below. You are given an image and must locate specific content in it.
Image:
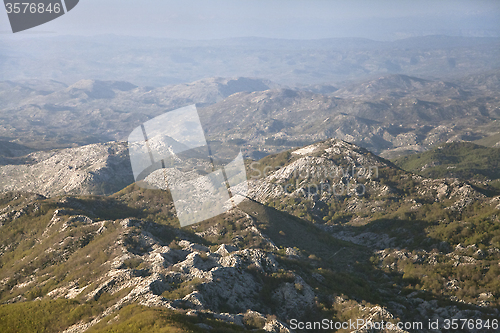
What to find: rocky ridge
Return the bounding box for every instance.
[0,142,134,197]
[0,139,499,332]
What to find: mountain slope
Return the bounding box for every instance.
[394,142,500,180]
[0,142,134,197]
[393,142,500,194]
[199,75,500,157]
[0,80,68,109]
[474,132,500,148]
[0,141,34,166]
[0,139,499,332]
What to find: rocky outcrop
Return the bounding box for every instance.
[0,142,134,197]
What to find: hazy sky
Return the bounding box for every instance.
[1,0,500,40]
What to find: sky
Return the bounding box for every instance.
[1,0,500,40]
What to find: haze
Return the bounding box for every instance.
[0,0,499,40]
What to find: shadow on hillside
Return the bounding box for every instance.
[237,199,387,306]
[340,218,454,253]
[58,196,148,221]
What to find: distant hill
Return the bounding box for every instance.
[2,35,500,86]
[333,74,461,100]
[0,141,34,162]
[0,70,499,158]
[0,80,68,109]
[200,73,500,157]
[458,68,500,92]
[0,77,275,150]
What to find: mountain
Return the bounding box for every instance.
[21,77,274,107]
[393,142,500,179]
[0,142,134,197]
[0,80,68,109]
[248,139,488,222]
[458,68,500,92]
[393,142,500,195]
[0,141,34,165]
[0,139,499,332]
[199,71,500,158]
[1,70,499,168]
[0,77,274,150]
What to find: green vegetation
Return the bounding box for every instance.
[1,139,500,330]
[393,142,500,194]
[161,278,204,300]
[88,304,263,333]
[246,150,295,180]
[399,259,500,305]
[0,300,256,333]
[0,299,91,333]
[241,142,500,313]
[474,132,500,147]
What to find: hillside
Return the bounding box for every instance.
[474,132,500,148]
[1,70,499,199]
[0,139,499,332]
[393,142,500,194]
[333,74,463,100]
[0,142,134,197]
[0,141,34,165]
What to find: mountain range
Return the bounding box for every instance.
[1,34,500,332]
[1,70,499,159]
[0,139,499,332]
